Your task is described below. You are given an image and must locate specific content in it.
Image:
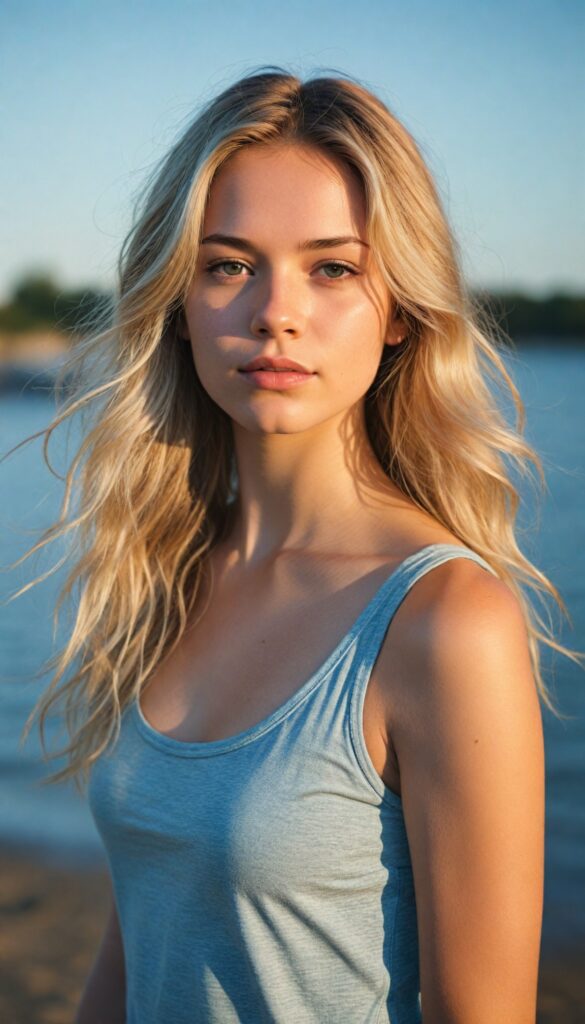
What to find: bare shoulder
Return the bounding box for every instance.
[385,549,531,674]
[384,551,543,788]
[381,555,545,1020]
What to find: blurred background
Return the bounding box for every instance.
[1,1,584,1020]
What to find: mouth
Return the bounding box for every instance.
[238,368,315,375]
[239,358,314,374]
[238,367,316,390]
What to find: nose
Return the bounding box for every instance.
[249,269,308,340]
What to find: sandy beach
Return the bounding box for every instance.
[0,331,73,364]
[0,846,584,1023]
[0,847,110,1024]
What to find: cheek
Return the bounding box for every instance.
[184,294,225,338]
[184,300,232,371]
[332,355,382,400]
[327,307,385,373]
[349,292,386,335]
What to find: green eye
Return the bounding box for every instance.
[319,261,356,279]
[205,259,358,280]
[207,260,248,277]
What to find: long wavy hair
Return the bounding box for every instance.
[4,65,582,796]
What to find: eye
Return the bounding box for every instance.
[316,260,358,280]
[204,258,359,281]
[206,259,250,278]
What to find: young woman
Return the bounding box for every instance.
[11,66,581,1023]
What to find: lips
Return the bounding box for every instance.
[240,356,313,374]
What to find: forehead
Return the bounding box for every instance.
[202,143,366,237]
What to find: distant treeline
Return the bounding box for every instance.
[1,271,584,344]
[0,273,113,338]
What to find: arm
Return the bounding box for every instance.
[75,880,127,1024]
[387,562,545,1023]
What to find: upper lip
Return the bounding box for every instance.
[240,356,313,373]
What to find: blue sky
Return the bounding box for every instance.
[2,0,583,303]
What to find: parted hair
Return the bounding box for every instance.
[5,65,582,795]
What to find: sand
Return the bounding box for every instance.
[0,331,73,364]
[0,845,583,1023]
[0,847,110,1024]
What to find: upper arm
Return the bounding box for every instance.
[387,563,545,1023]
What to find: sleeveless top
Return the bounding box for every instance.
[88,542,499,1024]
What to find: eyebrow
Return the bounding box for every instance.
[200,233,369,252]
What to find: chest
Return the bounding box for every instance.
[139,559,401,797]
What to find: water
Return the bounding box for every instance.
[0,344,584,956]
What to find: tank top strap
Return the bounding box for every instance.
[355,542,499,658]
[339,543,500,808]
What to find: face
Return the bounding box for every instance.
[180,142,404,434]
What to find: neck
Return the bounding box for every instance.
[222,405,409,566]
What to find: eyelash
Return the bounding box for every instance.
[205,259,358,281]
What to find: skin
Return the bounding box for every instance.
[383,559,545,1021]
[168,141,544,1020]
[178,141,410,566]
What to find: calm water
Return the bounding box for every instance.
[0,343,584,957]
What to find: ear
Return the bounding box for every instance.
[384,317,408,347]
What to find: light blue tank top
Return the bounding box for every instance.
[88,543,498,1023]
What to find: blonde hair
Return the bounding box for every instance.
[4,65,582,796]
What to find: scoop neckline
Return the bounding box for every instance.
[131,542,475,758]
